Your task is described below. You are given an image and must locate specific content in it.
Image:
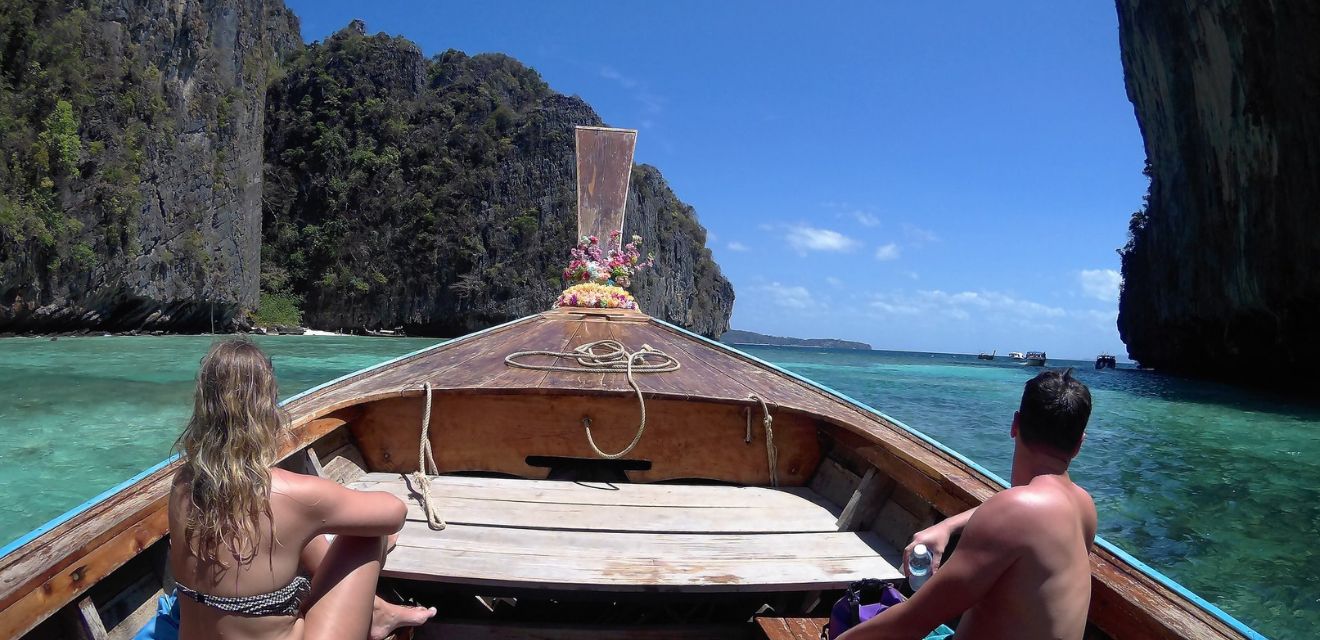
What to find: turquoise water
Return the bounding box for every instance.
[738,346,1319,639]
[0,335,439,550]
[1,338,1316,637]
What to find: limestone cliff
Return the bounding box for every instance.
[1115,1,1320,380]
[261,24,733,337]
[0,0,300,332]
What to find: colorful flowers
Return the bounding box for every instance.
[561,231,654,289]
[556,231,655,310]
[555,282,638,310]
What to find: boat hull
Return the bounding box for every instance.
[0,309,1262,639]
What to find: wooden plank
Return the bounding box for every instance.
[351,473,837,510]
[0,508,167,639]
[808,457,860,511]
[351,476,841,534]
[575,126,637,241]
[321,444,368,484]
[756,617,828,640]
[384,521,901,592]
[71,597,107,640]
[416,620,747,640]
[836,468,880,531]
[302,447,326,477]
[350,395,820,485]
[105,590,162,640]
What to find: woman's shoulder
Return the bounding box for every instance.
[270,467,347,505]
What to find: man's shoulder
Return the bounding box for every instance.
[980,483,1084,525]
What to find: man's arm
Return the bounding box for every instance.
[839,492,1032,640]
[903,507,975,574]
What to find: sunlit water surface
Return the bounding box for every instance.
[1,337,1315,637]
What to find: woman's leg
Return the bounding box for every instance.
[301,535,386,640]
[301,534,435,640]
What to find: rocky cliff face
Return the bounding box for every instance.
[0,0,300,332]
[262,24,733,337]
[1115,1,1320,381]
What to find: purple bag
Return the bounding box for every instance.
[823,579,905,639]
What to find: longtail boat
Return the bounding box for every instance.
[0,128,1264,640]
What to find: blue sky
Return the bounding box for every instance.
[287,1,1146,361]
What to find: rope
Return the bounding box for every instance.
[748,394,779,487]
[410,382,446,530]
[505,340,680,459]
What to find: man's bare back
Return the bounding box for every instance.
[952,475,1097,639]
[838,369,1098,640]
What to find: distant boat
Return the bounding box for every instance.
[1023,351,1047,366]
[1096,354,1117,369]
[363,326,408,337]
[977,350,996,361]
[1008,351,1025,360]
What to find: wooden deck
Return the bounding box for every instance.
[350,473,902,592]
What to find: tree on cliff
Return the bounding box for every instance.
[262,23,733,337]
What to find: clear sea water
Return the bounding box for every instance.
[1,337,1316,638]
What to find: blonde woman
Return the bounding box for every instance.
[169,339,435,639]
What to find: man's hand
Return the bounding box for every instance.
[903,522,951,575]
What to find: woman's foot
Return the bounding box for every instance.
[369,597,436,640]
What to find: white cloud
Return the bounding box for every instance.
[868,289,1066,324]
[902,224,940,245]
[852,210,881,227]
[825,277,843,287]
[874,243,901,261]
[1078,269,1122,302]
[786,225,859,253]
[726,241,750,252]
[758,282,812,309]
[600,66,638,89]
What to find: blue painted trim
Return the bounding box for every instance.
[0,315,534,561]
[652,319,1267,639]
[0,454,179,559]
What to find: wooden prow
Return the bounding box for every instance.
[575,126,637,243]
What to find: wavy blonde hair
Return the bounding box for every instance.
[176,339,289,564]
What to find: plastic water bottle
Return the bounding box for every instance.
[908,544,933,591]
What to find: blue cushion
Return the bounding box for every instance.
[132,593,180,640]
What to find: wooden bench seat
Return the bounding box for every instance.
[348,473,902,593]
[756,616,829,640]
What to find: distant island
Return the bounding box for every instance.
[722,330,872,350]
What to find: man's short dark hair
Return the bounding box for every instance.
[1017,369,1092,454]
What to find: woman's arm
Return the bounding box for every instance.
[276,470,408,538]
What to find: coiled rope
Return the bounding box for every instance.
[411,382,446,530]
[504,340,680,459]
[747,394,779,487]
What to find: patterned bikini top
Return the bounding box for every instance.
[175,575,311,616]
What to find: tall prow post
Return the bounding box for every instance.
[575,126,637,241]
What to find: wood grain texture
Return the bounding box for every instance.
[575,126,636,241]
[351,474,840,534]
[415,620,748,640]
[756,617,828,640]
[384,521,902,592]
[350,394,820,486]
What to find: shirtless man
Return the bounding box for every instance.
[839,369,1098,640]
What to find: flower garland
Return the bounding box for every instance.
[556,282,638,309]
[556,231,655,310]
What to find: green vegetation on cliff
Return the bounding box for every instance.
[0,1,157,291]
[263,22,732,336]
